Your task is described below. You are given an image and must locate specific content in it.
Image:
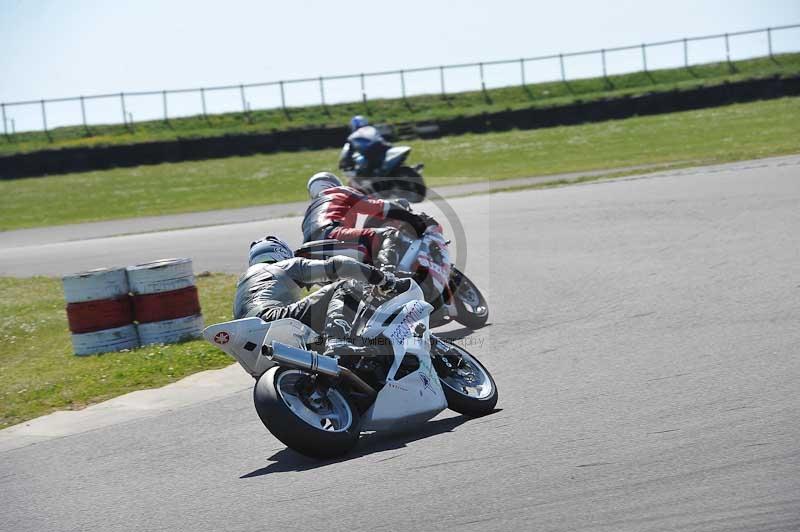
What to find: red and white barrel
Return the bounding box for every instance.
[63,268,139,355]
[128,258,204,345]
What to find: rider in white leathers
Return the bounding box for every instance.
[232,235,396,357]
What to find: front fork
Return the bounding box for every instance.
[428,277,459,325]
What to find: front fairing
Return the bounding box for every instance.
[357,280,446,430]
[414,228,452,294]
[359,280,430,341]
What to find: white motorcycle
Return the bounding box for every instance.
[203,279,497,458]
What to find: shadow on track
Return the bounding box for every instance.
[437,326,476,341]
[241,409,502,477]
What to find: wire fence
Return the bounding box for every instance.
[2,23,799,139]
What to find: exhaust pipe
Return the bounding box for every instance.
[269,341,340,377]
[267,341,377,399]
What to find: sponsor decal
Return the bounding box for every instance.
[389,302,426,345]
[419,372,437,395]
[213,331,230,345]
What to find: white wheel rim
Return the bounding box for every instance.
[437,344,494,400]
[458,281,488,317]
[275,370,353,432]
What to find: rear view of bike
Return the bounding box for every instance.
[345,146,427,202]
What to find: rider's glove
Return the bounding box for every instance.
[414,212,439,235]
[409,213,437,236]
[417,212,439,229]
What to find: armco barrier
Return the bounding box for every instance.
[2,74,799,180]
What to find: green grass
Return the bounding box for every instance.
[2,96,799,231]
[0,273,239,428]
[2,53,799,156]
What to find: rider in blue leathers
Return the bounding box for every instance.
[338,116,392,175]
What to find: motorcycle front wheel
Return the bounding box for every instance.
[254,367,361,459]
[450,267,489,329]
[432,338,498,417]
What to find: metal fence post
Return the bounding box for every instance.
[2,103,8,140]
[279,81,287,116]
[239,84,250,122]
[200,88,208,120]
[601,49,608,79]
[683,38,689,68]
[724,33,731,65]
[479,62,490,102]
[41,99,51,140]
[400,70,407,100]
[162,90,169,122]
[439,66,446,98]
[120,92,128,129]
[319,77,326,108]
[519,58,526,86]
[767,27,773,58]
[80,96,89,134]
[641,44,648,72]
[360,73,367,109]
[559,53,566,82]
[239,84,247,113]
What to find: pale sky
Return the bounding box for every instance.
[1,0,798,131]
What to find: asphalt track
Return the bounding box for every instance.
[2,156,799,531]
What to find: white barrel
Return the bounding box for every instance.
[127,258,195,294]
[137,314,205,345]
[71,324,140,356]
[62,267,129,303]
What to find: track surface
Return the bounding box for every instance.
[2,157,800,531]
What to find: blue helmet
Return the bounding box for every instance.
[248,236,293,266]
[350,115,368,131]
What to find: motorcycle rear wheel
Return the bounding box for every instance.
[432,338,498,417]
[387,166,427,203]
[254,367,361,459]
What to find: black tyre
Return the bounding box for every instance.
[432,338,498,416]
[253,367,361,459]
[450,267,489,329]
[388,166,427,203]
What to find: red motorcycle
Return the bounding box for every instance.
[296,224,488,329]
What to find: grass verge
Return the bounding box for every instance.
[2,53,799,156]
[0,273,238,428]
[2,96,799,231]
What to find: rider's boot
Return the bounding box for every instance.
[321,280,378,362]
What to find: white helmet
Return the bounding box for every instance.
[248,236,294,266]
[307,172,342,199]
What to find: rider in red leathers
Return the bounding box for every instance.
[301,172,438,270]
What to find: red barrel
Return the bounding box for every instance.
[67,296,134,334]
[62,267,139,355]
[133,285,201,324]
[127,258,204,345]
